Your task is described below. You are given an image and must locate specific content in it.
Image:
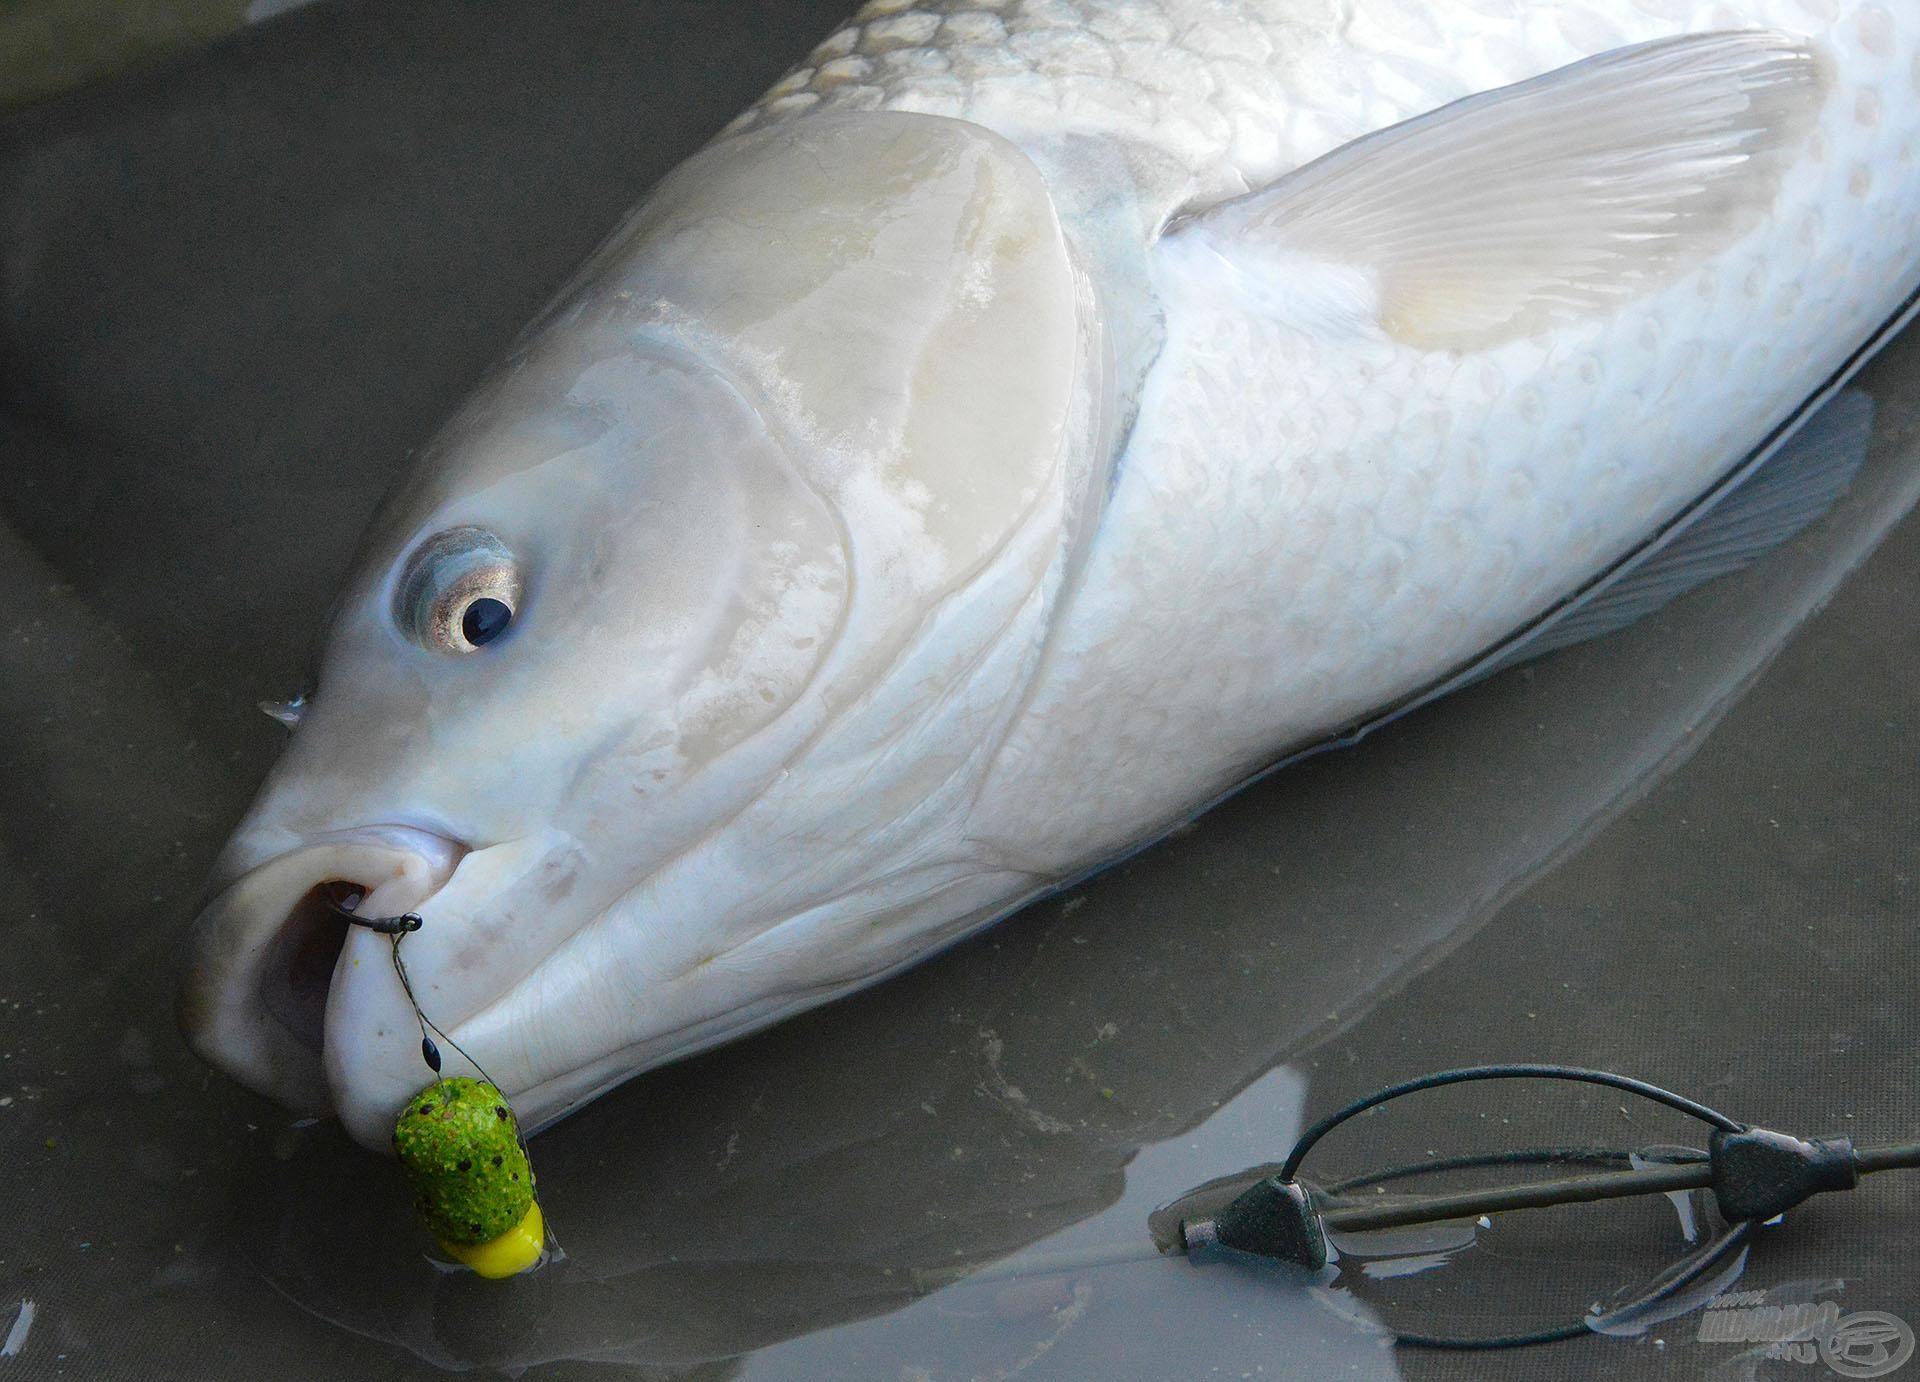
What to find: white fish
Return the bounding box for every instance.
[181,0,1920,1151]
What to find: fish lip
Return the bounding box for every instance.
[177,823,468,1113]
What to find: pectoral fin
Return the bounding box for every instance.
[1476,387,1876,674]
[1166,30,1828,350]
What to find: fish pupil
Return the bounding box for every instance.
[462,597,512,647]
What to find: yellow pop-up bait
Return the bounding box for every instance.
[394,1076,545,1278]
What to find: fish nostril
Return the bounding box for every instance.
[260,880,367,1055]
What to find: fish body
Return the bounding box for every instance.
[182,0,1920,1149]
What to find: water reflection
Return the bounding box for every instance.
[742,1071,1403,1380]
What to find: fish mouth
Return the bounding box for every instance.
[178,825,467,1114]
[260,878,367,1059]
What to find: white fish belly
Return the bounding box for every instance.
[739,2,1920,870]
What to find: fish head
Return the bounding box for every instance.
[179,113,1092,1150]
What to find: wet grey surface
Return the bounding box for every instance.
[0,3,1915,1379]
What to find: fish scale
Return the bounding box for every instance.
[732,1,1901,213]
[184,0,1920,1146]
[722,2,1920,866]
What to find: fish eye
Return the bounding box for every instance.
[395,527,522,655]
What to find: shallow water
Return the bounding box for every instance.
[1,5,1917,1379]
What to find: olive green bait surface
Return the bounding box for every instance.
[393,1077,534,1246]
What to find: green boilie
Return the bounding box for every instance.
[393,1077,535,1246]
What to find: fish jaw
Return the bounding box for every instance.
[178,825,466,1114]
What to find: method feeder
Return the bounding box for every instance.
[1172,1064,1920,1348]
[926,1064,1920,1351]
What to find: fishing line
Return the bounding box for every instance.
[334,900,491,1086]
[332,897,562,1262]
